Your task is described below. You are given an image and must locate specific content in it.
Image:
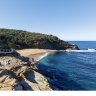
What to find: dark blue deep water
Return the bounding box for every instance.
[38,41,96,90]
[69,41,96,50]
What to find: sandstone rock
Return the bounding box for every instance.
[0,69,20,90]
[20,70,52,90]
[0,55,52,91]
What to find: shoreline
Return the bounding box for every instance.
[17,48,94,62]
[36,52,49,62]
[16,48,69,61]
[16,49,52,61]
[16,48,70,62]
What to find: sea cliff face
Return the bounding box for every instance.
[0,53,52,91]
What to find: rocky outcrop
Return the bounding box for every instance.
[66,44,79,50]
[20,70,51,90]
[0,54,52,91]
[0,69,22,90]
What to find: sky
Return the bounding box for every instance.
[0,0,96,41]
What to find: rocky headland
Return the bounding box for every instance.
[0,53,52,91]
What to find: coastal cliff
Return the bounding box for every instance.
[0,53,52,90]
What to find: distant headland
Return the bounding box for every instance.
[0,28,79,50]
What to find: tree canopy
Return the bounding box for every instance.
[0,28,73,50]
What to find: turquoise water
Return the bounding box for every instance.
[38,41,96,90]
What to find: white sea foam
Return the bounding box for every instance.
[35,49,96,62]
[36,53,49,61]
[65,50,96,52]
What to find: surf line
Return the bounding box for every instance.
[65,49,96,52]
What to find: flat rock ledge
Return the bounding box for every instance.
[0,54,52,91]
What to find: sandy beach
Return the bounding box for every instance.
[16,49,51,60]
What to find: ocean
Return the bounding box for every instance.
[38,41,96,90]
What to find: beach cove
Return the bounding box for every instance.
[37,41,96,90]
[16,41,96,90]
